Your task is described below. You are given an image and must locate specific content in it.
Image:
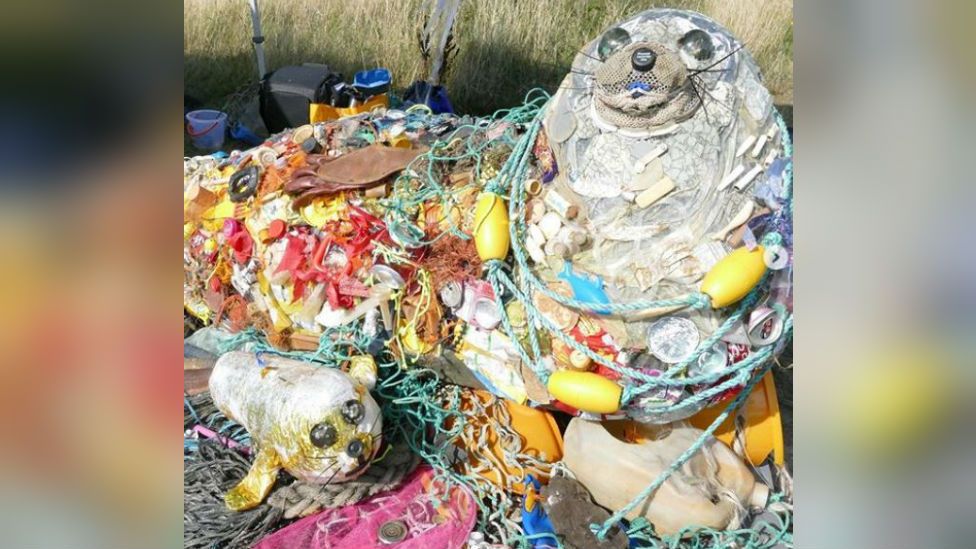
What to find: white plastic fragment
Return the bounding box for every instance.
[736,135,757,158]
[734,165,764,191]
[632,144,668,174]
[527,224,547,247]
[711,200,755,240]
[719,164,746,191]
[526,240,547,263]
[538,212,563,240]
[750,134,769,158]
[635,176,676,208]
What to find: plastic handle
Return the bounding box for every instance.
[186,119,221,137]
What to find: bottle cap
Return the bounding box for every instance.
[301,137,321,154]
[292,125,314,145]
[439,280,464,309]
[569,349,593,371]
[377,520,407,544]
[678,29,715,62]
[689,342,728,377]
[267,219,287,240]
[473,297,501,330]
[631,48,658,72]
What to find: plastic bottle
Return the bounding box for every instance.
[562,418,769,536]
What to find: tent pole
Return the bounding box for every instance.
[248,0,268,79]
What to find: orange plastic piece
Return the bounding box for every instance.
[451,390,563,494]
[688,370,784,466]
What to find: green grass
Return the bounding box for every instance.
[184,0,792,116]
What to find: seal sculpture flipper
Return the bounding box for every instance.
[225,446,281,511]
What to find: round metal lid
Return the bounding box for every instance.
[377,520,407,544]
[439,280,464,309]
[647,317,700,364]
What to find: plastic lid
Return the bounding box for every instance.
[268,219,287,240]
[377,520,407,544]
[631,48,658,72]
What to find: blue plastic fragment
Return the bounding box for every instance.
[522,476,559,549]
[229,122,263,147]
[558,261,611,314]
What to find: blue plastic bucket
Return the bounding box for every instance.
[185,109,228,150]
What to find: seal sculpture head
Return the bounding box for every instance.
[591,38,701,130]
[209,351,383,511]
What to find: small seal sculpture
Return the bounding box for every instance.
[209,351,383,511]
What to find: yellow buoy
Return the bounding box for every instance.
[472,192,510,261]
[548,370,622,414]
[701,246,767,308]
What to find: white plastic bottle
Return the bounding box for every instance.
[562,418,769,536]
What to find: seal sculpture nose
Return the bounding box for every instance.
[631,47,657,71]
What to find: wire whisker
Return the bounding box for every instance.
[689,44,744,76]
[688,78,711,125]
[576,49,603,63]
[689,75,733,113]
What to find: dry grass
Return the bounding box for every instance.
[185,0,792,115]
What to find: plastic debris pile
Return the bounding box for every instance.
[184,9,793,549]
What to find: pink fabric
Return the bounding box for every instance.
[254,466,477,549]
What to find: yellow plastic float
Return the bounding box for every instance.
[700,246,767,308]
[472,192,510,261]
[547,370,622,414]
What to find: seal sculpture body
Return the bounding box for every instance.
[541,9,791,422]
[209,351,383,510]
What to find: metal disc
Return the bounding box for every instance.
[439,280,464,309]
[647,317,700,364]
[378,520,407,544]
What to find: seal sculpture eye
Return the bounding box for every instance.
[341,399,365,424]
[310,422,338,448]
[346,438,365,458]
[678,29,715,61]
[598,27,631,60]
